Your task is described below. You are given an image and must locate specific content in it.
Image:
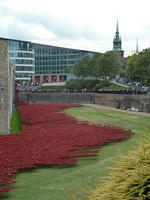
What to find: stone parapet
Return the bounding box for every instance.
[19,92,150,113]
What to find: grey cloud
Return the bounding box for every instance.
[1,22,39,41]
[20,14,100,41]
[0,5,102,41]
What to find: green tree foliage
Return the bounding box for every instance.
[65,79,126,92]
[94,80,126,91]
[126,48,150,85]
[73,55,91,79]
[88,53,103,80]
[94,51,121,80]
[88,138,150,200]
[73,52,120,80]
[63,66,72,74]
[65,79,98,91]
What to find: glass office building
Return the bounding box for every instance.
[9,40,35,84]
[33,43,93,83]
[2,37,94,84]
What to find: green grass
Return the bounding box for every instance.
[10,107,21,133]
[95,81,128,91]
[3,104,150,200]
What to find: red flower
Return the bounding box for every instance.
[0,104,131,196]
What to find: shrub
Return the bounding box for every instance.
[38,86,65,92]
[65,79,127,92]
[65,79,99,91]
[95,81,127,91]
[88,138,150,200]
[94,80,111,90]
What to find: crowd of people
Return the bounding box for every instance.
[17,78,150,95]
[96,88,148,95]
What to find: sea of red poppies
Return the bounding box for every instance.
[0,103,131,196]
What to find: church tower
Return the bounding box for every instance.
[112,20,125,69]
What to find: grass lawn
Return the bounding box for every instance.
[3,104,150,200]
[10,107,21,134]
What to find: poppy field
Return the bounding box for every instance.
[0,103,131,196]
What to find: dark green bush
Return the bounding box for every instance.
[65,79,127,92]
[94,80,111,90]
[39,86,65,92]
[65,79,99,91]
[95,81,127,91]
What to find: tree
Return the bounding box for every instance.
[73,52,121,80]
[125,54,138,80]
[126,48,150,85]
[73,55,91,79]
[92,51,121,80]
[89,53,103,80]
[63,66,72,74]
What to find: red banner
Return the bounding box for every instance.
[39,74,43,84]
[48,74,51,83]
[31,75,35,84]
[56,74,60,82]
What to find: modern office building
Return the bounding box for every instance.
[33,43,93,83]
[0,37,94,85]
[9,39,35,85]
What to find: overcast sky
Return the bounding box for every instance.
[0,0,150,56]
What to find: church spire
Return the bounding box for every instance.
[112,20,125,69]
[113,20,122,52]
[136,37,139,54]
[116,20,119,33]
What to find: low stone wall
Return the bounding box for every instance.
[94,93,150,112]
[19,93,94,104]
[19,93,150,113]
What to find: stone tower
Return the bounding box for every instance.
[0,38,14,134]
[112,20,125,69]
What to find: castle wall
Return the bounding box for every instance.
[19,93,150,113]
[0,38,13,134]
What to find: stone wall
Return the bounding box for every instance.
[19,92,150,113]
[19,93,94,104]
[0,38,13,134]
[94,93,150,112]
